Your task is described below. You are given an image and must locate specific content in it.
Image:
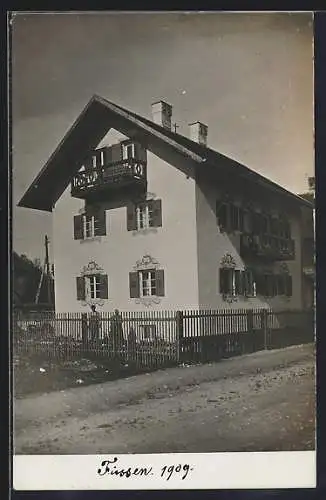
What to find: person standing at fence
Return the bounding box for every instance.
[110,309,124,350]
[89,304,100,342]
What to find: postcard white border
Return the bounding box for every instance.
[13,451,316,490]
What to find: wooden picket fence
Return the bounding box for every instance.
[13,308,314,370]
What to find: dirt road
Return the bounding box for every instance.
[14,344,315,454]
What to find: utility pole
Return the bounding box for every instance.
[45,235,52,305]
[35,234,52,305]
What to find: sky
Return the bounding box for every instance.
[11,11,314,261]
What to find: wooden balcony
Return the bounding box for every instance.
[240,233,295,261]
[71,158,147,200]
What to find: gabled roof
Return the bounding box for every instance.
[18,94,313,211]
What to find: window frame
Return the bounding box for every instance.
[85,274,101,300]
[82,213,99,239]
[216,201,228,232]
[122,142,135,160]
[136,203,154,230]
[139,269,157,298]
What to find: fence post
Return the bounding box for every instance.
[81,313,88,352]
[246,309,254,352]
[176,310,183,363]
[261,309,268,350]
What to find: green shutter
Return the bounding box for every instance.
[126,204,137,231]
[99,274,109,299]
[73,215,83,240]
[129,272,140,298]
[150,199,162,227]
[156,269,165,296]
[76,276,85,300]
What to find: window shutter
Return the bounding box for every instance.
[111,143,122,163]
[76,276,86,300]
[99,274,109,299]
[239,209,244,232]
[126,204,137,231]
[96,209,107,236]
[243,270,250,296]
[285,275,293,297]
[129,272,140,298]
[277,274,285,295]
[134,142,147,162]
[258,274,267,296]
[219,268,228,294]
[94,150,102,167]
[84,155,93,171]
[155,269,165,296]
[103,146,112,165]
[73,215,83,240]
[216,201,228,231]
[235,270,243,295]
[150,199,162,227]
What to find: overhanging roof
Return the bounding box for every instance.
[18,94,313,211]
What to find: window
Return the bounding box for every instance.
[129,269,165,298]
[252,213,268,235]
[122,142,135,160]
[136,203,153,230]
[76,274,108,301]
[255,273,292,298]
[127,200,162,231]
[139,269,157,297]
[285,275,293,297]
[85,274,101,299]
[216,201,228,231]
[244,269,256,297]
[276,274,286,295]
[83,214,99,239]
[230,205,243,231]
[74,209,106,240]
[220,268,257,297]
[219,268,242,296]
[217,201,245,233]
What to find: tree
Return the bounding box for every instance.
[13,252,54,306]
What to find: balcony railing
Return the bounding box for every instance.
[71,158,147,198]
[240,233,295,261]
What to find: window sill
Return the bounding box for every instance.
[132,228,159,236]
[80,236,102,244]
[135,296,162,307]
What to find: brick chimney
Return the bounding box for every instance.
[151,100,172,130]
[189,121,208,146]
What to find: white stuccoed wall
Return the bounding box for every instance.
[53,134,199,313]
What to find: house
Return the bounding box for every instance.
[18,95,314,314]
[298,177,315,310]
